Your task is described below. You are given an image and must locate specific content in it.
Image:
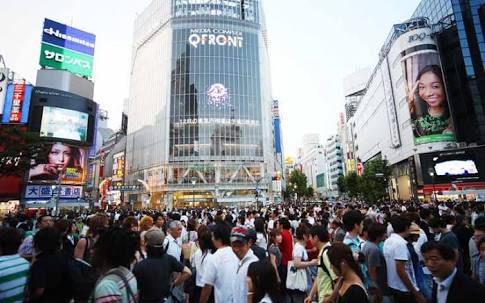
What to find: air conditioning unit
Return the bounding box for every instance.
[457,142,467,148]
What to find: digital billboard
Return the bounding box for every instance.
[40,106,89,142]
[399,28,455,145]
[39,18,95,78]
[28,87,97,146]
[28,142,87,184]
[1,83,33,124]
[173,0,257,22]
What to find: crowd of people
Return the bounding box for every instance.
[1,199,485,303]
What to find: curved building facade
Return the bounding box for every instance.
[126,0,275,207]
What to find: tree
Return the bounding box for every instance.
[337,175,346,193]
[305,186,314,198]
[0,125,45,177]
[286,169,309,200]
[360,158,391,203]
[345,172,361,198]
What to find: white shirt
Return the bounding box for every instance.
[413,229,428,262]
[191,249,212,287]
[201,246,239,303]
[164,234,182,261]
[256,233,268,250]
[293,242,308,261]
[434,268,457,303]
[383,233,418,292]
[233,249,259,303]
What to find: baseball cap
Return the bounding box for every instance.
[145,227,165,247]
[231,226,249,243]
[409,223,421,235]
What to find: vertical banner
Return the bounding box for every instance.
[9,83,26,123]
[398,28,455,145]
[0,68,8,115]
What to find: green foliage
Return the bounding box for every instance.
[306,186,314,198]
[338,158,391,203]
[337,175,346,193]
[286,169,309,199]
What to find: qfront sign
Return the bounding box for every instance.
[39,18,95,78]
[188,28,243,48]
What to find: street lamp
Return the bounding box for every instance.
[428,168,437,203]
[191,176,197,207]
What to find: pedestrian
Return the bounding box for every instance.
[470,216,485,282]
[191,226,215,303]
[200,223,239,303]
[0,227,30,303]
[30,227,72,303]
[473,236,485,284]
[361,223,391,303]
[383,215,425,303]
[91,227,139,303]
[230,226,259,303]
[248,228,268,260]
[421,241,485,302]
[55,218,76,258]
[327,243,370,303]
[133,227,192,303]
[18,215,54,260]
[305,225,337,303]
[247,260,281,303]
[74,214,109,264]
[277,217,294,290]
[267,229,283,285]
[255,217,268,249]
[288,224,316,302]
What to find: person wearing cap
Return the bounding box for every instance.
[230,226,259,303]
[133,227,192,303]
[407,223,432,301]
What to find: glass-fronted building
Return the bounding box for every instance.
[126,0,276,207]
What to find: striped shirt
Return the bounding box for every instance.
[0,254,30,303]
[93,266,138,303]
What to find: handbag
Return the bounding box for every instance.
[286,250,308,292]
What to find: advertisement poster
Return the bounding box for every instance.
[28,142,86,184]
[40,106,89,142]
[112,152,125,182]
[403,51,455,145]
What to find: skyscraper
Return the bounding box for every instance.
[126,0,275,207]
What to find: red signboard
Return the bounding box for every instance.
[356,162,364,176]
[9,83,26,123]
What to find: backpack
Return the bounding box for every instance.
[67,237,100,302]
[318,246,335,288]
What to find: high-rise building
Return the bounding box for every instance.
[126,0,276,207]
[325,135,344,196]
[346,0,485,202]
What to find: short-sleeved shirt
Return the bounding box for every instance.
[268,244,282,267]
[232,250,259,303]
[201,246,239,303]
[0,254,30,303]
[30,253,72,303]
[383,233,417,293]
[362,241,389,295]
[317,243,337,302]
[94,266,138,303]
[133,255,184,302]
[293,242,308,261]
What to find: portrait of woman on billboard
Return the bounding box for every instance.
[404,53,455,144]
[28,142,85,183]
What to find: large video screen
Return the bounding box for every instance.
[435,160,479,177]
[40,106,89,142]
[28,142,86,184]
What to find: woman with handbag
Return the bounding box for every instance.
[327,243,369,303]
[287,225,317,303]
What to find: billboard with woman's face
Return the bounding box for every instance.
[401,30,455,145]
[28,142,86,184]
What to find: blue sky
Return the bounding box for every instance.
[1,0,421,156]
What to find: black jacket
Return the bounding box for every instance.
[431,271,485,303]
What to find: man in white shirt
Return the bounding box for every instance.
[230,226,259,303]
[383,216,426,303]
[164,220,183,261]
[200,223,239,303]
